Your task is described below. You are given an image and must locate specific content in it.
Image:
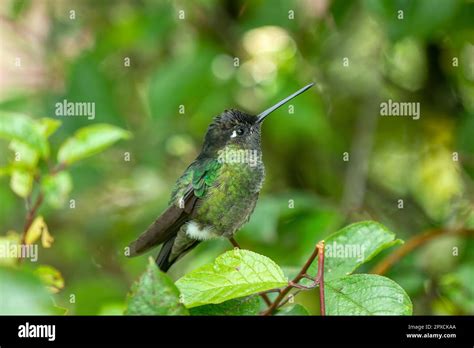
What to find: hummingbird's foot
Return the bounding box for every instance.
[229,237,241,248]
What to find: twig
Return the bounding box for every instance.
[262,240,325,316]
[229,237,240,248]
[19,163,66,248]
[21,192,44,244]
[17,191,44,265]
[277,289,302,308]
[317,241,325,315]
[51,162,66,175]
[371,228,474,275]
[229,237,272,307]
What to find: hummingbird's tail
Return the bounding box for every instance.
[155,237,176,272]
[127,186,199,258]
[155,233,200,272]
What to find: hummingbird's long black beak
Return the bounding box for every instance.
[256,82,315,123]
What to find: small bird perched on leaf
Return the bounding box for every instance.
[127,83,314,271]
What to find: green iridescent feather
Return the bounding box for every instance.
[170,158,222,203]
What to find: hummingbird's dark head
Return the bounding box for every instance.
[201,109,261,155]
[199,83,315,156]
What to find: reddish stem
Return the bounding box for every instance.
[316,241,325,316]
[21,192,44,244]
[262,240,325,316]
[371,228,474,275]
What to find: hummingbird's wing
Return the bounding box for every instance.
[127,158,221,257]
[127,185,198,256]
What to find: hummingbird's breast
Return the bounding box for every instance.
[192,147,265,238]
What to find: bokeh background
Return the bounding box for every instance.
[0,0,473,315]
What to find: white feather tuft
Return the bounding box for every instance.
[185,221,215,240]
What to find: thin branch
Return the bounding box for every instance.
[17,191,44,265]
[371,228,474,275]
[277,289,302,308]
[19,163,66,247]
[21,192,44,244]
[51,162,67,175]
[262,240,325,316]
[316,241,325,316]
[229,237,240,249]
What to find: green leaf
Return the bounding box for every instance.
[0,166,10,177]
[24,215,48,245]
[37,118,61,138]
[325,274,412,315]
[9,140,39,168]
[0,266,55,314]
[306,221,402,283]
[57,124,131,165]
[0,231,21,266]
[41,172,73,208]
[98,302,125,315]
[175,249,288,308]
[125,258,189,315]
[276,304,310,316]
[0,112,49,157]
[439,264,474,314]
[35,265,65,293]
[10,169,33,198]
[189,296,260,316]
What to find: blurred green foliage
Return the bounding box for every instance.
[0,0,473,315]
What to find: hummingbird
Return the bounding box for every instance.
[128,83,314,271]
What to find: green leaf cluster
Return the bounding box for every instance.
[125,221,412,316]
[0,111,130,314]
[0,111,130,205]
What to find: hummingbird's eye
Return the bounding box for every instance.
[236,128,245,136]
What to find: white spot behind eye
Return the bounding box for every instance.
[230,130,237,138]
